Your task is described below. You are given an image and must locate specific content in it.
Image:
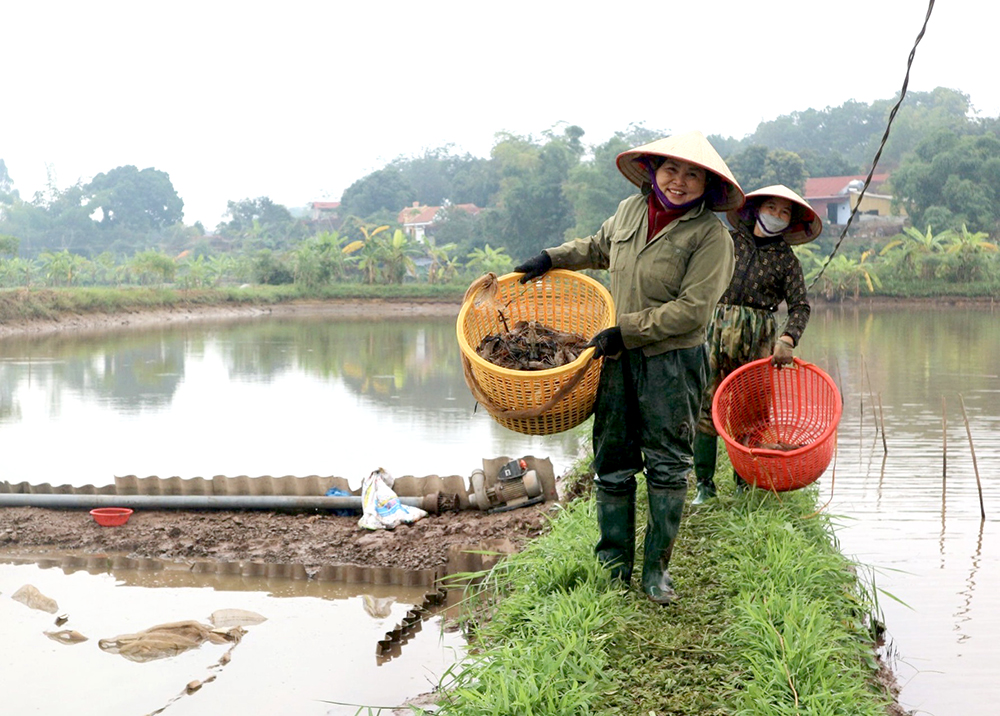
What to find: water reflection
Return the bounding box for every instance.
[0,556,463,716]
[0,314,583,487]
[802,303,1000,715]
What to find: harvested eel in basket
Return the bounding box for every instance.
[738,434,806,451]
[476,320,590,371]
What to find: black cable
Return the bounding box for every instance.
[808,0,936,289]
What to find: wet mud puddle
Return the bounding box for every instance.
[0,552,465,715]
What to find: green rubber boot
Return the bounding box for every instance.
[641,486,687,605]
[595,488,635,584]
[691,432,718,505]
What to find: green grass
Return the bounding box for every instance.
[430,463,895,716]
[0,284,468,323]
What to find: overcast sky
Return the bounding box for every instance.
[2,0,995,228]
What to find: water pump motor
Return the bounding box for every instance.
[469,459,544,513]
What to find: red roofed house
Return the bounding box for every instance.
[309,201,341,221]
[804,174,904,226]
[397,201,482,242]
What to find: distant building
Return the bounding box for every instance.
[309,201,341,222]
[804,174,904,225]
[305,201,342,232]
[397,201,482,242]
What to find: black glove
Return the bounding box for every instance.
[587,326,625,359]
[514,252,552,283]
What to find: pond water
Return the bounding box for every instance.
[1,304,998,715]
[801,304,999,716]
[0,553,463,715]
[0,315,584,489]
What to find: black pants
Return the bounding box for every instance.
[592,344,707,494]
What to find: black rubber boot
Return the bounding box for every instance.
[641,486,687,605]
[691,432,718,505]
[734,471,749,493]
[595,488,635,584]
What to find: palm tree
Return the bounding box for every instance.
[792,243,823,278]
[38,249,87,287]
[808,252,882,301]
[206,254,237,286]
[353,224,390,285]
[942,223,997,254]
[940,223,998,282]
[879,225,951,278]
[465,244,513,277]
[382,229,422,284]
[427,242,459,284]
[5,257,39,287]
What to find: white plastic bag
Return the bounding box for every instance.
[358,468,427,530]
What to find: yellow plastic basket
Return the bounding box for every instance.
[457,270,615,435]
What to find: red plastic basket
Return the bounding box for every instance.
[712,357,842,492]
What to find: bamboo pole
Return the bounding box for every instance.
[942,396,947,486]
[877,391,888,455]
[942,395,948,528]
[958,394,986,520]
[861,354,880,436]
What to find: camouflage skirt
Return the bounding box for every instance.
[697,303,776,435]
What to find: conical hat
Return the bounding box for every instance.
[726,184,823,246]
[616,130,744,211]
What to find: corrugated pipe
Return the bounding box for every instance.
[0,493,442,514]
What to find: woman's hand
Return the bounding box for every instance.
[514,252,552,283]
[772,336,794,366]
[587,327,624,359]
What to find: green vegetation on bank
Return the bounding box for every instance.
[432,465,895,715]
[0,284,468,323]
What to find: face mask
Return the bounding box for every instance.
[756,211,790,236]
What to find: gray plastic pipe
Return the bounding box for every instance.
[0,493,438,513]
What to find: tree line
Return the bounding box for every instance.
[1,86,998,297]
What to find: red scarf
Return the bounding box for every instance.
[646,193,686,242]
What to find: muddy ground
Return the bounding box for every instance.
[0,502,554,574]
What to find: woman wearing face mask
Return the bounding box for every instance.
[513,131,744,604]
[691,185,822,504]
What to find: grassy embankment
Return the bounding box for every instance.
[0,284,468,323]
[433,454,897,716]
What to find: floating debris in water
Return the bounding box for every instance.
[99,620,245,663]
[11,584,58,613]
[476,320,589,371]
[209,609,267,628]
[44,629,88,645]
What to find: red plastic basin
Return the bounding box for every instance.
[90,507,134,526]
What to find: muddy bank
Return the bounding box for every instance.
[0,298,461,339]
[0,502,552,574]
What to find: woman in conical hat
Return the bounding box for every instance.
[512,130,744,605]
[691,184,822,504]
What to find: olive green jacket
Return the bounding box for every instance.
[545,194,735,356]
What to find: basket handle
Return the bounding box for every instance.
[461,351,598,420]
